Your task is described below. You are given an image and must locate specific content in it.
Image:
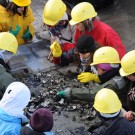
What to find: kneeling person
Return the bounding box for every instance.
[57,47,128,105]
[89,88,135,135]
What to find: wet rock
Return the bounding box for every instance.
[13,69,96,134]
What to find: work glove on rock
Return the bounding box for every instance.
[9,25,21,36]
[50,41,62,65]
[55,91,66,101]
[22,26,32,41]
[77,72,100,83]
[57,91,66,98]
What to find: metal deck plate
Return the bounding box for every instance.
[4,40,59,73]
[30,40,50,58]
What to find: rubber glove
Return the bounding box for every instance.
[50,41,62,65]
[77,72,100,83]
[50,41,62,57]
[9,25,21,36]
[54,91,66,101]
[57,91,65,98]
[22,26,32,40]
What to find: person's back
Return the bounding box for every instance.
[0,108,21,135]
[104,117,135,135]
[90,88,135,135]
[0,64,14,99]
[20,108,54,135]
[0,82,31,135]
[90,116,135,135]
[21,126,44,135]
[0,32,19,99]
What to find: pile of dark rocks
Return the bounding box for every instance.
[12,69,100,135]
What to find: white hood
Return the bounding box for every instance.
[0,82,31,121]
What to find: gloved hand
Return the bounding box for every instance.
[57,91,65,98]
[50,41,62,57]
[22,26,32,40]
[9,25,21,36]
[50,41,62,65]
[55,91,65,101]
[77,72,100,83]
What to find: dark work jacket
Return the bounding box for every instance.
[20,125,53,135]
[90,117,135,135]
[0,65,14,99]
[21,126,44,135]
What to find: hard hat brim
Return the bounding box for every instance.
[43,18,58,26]
[119,68,131,76]
[13,0,31,6]
[69,12,97,25]
[69,20,79,25]
[90,61,120,66]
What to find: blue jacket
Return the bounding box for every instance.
[0,108,22,135]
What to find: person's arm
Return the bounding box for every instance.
[26,6,35,40]
[57,82,114,102]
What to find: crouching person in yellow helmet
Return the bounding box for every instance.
[43,0,76,66]
[56,47,128,107]
[119,50,135,121]
[69,2,126,60]
[0,0,35,45]
[0,32,18,99]
[88,88,135,135]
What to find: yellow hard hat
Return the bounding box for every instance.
[43,0,66,26]
[0,32,18,54]
[120,50,135,76]
[12,0,31,6]
[94,88,122,113]
[69,2,97,25]
[90,47,120,65]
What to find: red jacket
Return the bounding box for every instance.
[74,20,126,59]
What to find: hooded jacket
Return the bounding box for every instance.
[0,108,21,135]
[0,4,35,45]
[0,82,31,135]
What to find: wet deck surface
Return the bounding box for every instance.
[98,0,135,51]
[7,0,135,73]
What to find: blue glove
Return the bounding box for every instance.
[22,26,32,40]
[9,25,21,36]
